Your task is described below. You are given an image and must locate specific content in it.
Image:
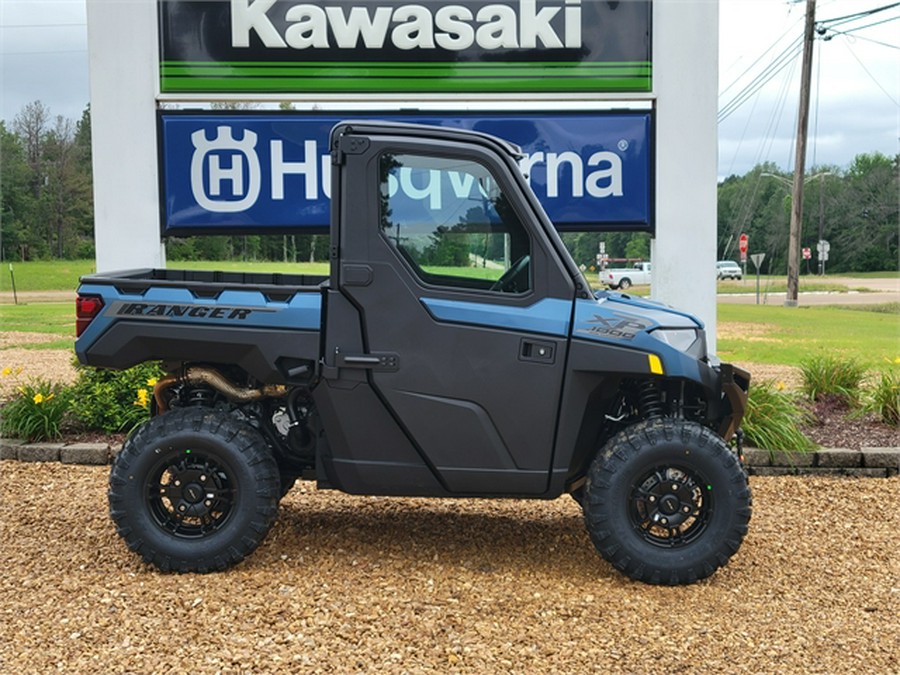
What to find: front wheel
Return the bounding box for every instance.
[108,408,280,572]
[582,418,751,585]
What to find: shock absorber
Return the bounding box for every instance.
[638,380,664,418]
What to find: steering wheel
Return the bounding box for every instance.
[490,255,530,293]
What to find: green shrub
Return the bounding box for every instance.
[799,355,866,404]
[742,380,816,455]
[69,361,165,433]
[0,378,72,441]
[863,363,900,426]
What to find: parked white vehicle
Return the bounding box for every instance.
[716,261,743,280]
[602,262,651,290]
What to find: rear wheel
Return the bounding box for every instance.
[582,418,751,585]
[618,278,632,290]
[108,408,280,572]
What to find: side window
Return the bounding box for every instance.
[379,153,532,294]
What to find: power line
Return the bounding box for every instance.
[827,13,900,35]
[816,3,900,42]
[816,1,900,28]
[840,38,900,106]
[719,3,899,122]
[825,28,900,49]
[718,38,803,122]
[720,18,804,99]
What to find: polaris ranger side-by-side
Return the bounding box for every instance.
[75,122,751,585]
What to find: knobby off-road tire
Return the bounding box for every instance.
[108,408,280,573]
[582,418,751,585]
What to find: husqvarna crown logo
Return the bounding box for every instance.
[190,126,262,212]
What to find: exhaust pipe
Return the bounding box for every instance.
[153,367,288,413]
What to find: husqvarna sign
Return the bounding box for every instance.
[158,0,652,94]
[159,111,653,234]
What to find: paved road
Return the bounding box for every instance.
[718,276,899,306]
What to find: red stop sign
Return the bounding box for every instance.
[739,234,749,254]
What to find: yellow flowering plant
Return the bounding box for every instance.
[69,360,165,433]
[134,388,151,409]
[0,376,71,442]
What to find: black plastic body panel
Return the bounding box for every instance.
[80,322,320,384]
[83,268,328,296]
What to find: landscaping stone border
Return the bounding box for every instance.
[2,438,898,477]
[742,446,899,477]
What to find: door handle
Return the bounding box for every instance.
[520,339,555,364]
[336,351,400,372]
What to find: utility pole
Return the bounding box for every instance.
[786,0,817,307]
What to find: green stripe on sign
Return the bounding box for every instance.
[159,61,652,94]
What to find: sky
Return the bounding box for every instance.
[1,0,898,178]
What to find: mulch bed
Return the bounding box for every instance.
[801,396,899,450]
[1,462,898,673]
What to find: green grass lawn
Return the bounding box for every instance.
[0,303,75,350]
[717,303,900,369]
[0,260,97,292]
[0,259,331,293]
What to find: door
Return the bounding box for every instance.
[327,128,576,494]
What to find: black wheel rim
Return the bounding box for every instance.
[146,449,237,538]
[629,464,712,548]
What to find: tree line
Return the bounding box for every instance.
[563,153,898,274]
[2,101,897,272]
[715,154,898,274]
[2,102,94,260]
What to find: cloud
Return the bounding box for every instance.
[0,0,88,123]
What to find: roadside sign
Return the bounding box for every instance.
[802,247,811,260]
[159,110,654,235]
[750,253,766,305]
[816,239,830,274]
[158,0,654,95]
[739,233,749,254]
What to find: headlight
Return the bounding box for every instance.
[650,328,706,359]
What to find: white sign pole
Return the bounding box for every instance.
[87,0,165,273]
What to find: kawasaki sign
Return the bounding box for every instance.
[158,110,653,235]
[158,0,652,93]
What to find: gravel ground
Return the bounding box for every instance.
[0,333,77,400]
[1,462,897,674]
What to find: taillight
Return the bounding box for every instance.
[76,295,104,337]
